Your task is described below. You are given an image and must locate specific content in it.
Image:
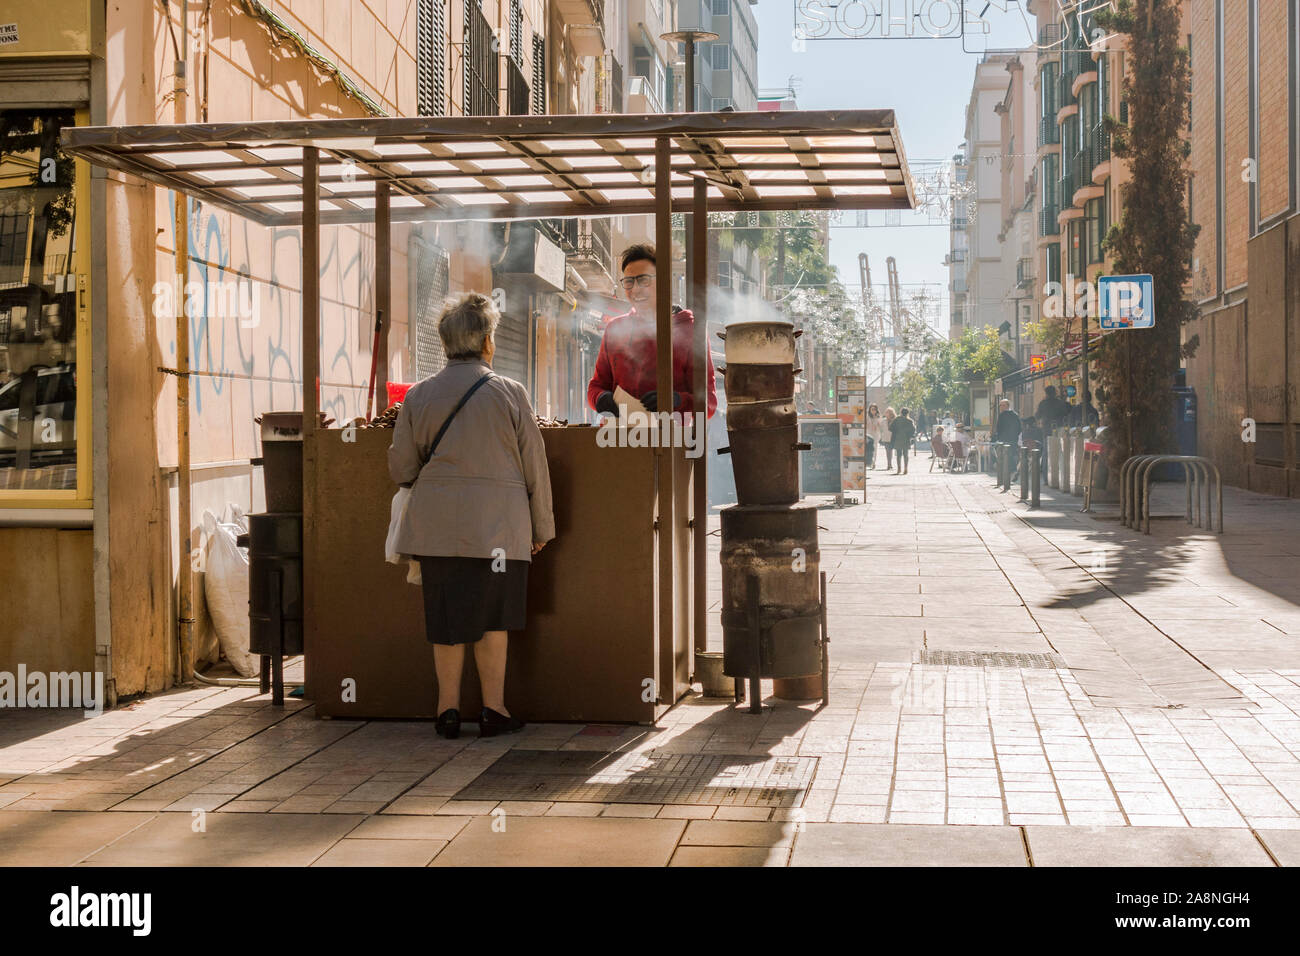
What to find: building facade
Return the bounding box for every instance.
[1186,0,1300,496]
[958,52,1020,337]
[0,0,638,699]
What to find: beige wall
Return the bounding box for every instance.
[0,530,94,675]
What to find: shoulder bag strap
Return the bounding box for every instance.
[425,372,494,463]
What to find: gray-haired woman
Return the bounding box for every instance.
[388,292,555,739]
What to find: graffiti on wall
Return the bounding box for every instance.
[162,194,377,457]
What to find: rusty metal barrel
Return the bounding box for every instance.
[719,503,821,681]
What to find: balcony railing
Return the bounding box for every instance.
[540,218,579,255]
[1086,123,1110,177]
[1038,22,1064,49]
[575,218,613,275]
[627,75,662,113]
[1038,116,1060,148]
[1016,257,1033,289]
[1056,68,1076,111]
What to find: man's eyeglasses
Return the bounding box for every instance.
[620,274,655,290]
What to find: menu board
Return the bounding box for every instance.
[798,416,843,495]
[836,375,867,490]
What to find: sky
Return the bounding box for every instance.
[752,1,1043,332]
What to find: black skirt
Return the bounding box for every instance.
[417,555,529,645]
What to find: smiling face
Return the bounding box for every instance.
[622,258,657,313]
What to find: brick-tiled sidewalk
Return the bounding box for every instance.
[3,465,1300,865]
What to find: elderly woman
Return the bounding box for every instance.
[388,292,555,740]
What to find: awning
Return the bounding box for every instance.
[1000,330,1109,389]
[60,110,915,227]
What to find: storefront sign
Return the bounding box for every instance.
[1030,354,1045,369]
[532,230,566,293]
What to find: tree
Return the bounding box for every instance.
[1092,0,1199,465]
[889,327,1014,416]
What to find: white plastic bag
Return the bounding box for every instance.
[203,507,259,677]
[385,488,422,585]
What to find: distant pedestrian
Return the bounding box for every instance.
[914,408,930,452]
[865,403,885,469]
[1067,390,1099,427]
[1036,385,1069,431]
[882,407,897,471]
[891,408,917,474]
[1021,415,1044,448]
[994,398,1022,479]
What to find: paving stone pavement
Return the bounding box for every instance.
[3,462,1300,865]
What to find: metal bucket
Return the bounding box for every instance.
[725,397,797,431]
[717,321,801,365]
[722,363,798,404]
[719,424,807,505]
[694,651,735,698]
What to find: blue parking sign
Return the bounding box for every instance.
[1098,274,1155,329]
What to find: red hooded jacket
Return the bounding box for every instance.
[586,307,718,417]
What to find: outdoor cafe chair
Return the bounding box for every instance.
[929,435,950,471]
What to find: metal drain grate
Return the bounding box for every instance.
[914,650,1065,669]
[456,750,818,807]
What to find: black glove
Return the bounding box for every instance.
[595,390,618,415]
[640,390,681,413]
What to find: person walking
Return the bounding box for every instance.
[881,406,897,471]
[914,408,930,453]
[994,398,1022,479]
[1035,385,1070,431]
[389,292,555,740]
[865,403,885,469]
[891,408,917,474]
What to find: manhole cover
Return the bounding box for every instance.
[914,650,1065,669]
[456,750,818,807]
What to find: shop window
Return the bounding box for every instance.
[0,109,82,495]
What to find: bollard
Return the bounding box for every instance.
[1047,429,1060,489]
[1029,447,1041,508]
[1001,443,1013,492]
[1060,428,1074,494]
[1070,429,1086,497]
[1019,444,1030,500]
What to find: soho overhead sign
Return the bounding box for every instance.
[794,0,987,39]
[792,0,1119,47]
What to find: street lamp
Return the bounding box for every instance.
[660,30,718,112]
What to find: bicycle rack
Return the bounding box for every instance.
[1119,454,1223,534]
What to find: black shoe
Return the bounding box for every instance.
[480,707,525,737]
[435,708,461,739]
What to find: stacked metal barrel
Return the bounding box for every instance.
[717,320,824,704]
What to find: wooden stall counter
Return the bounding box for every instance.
[304,425,694,723]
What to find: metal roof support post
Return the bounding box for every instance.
[301,146,320,695]
[375,181,391,404]
[655,135,675,707]
[691,176,708,657]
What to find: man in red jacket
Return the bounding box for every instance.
[587,242,718,419]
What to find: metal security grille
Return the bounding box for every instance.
[463,0,499,116]
[457,750,819,807]
[509,0,523,66]
[416,0,447,116]
[915,650,1065,669]
[410,236,450,379]
[505,56,529,116]
[531,34,546,114]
